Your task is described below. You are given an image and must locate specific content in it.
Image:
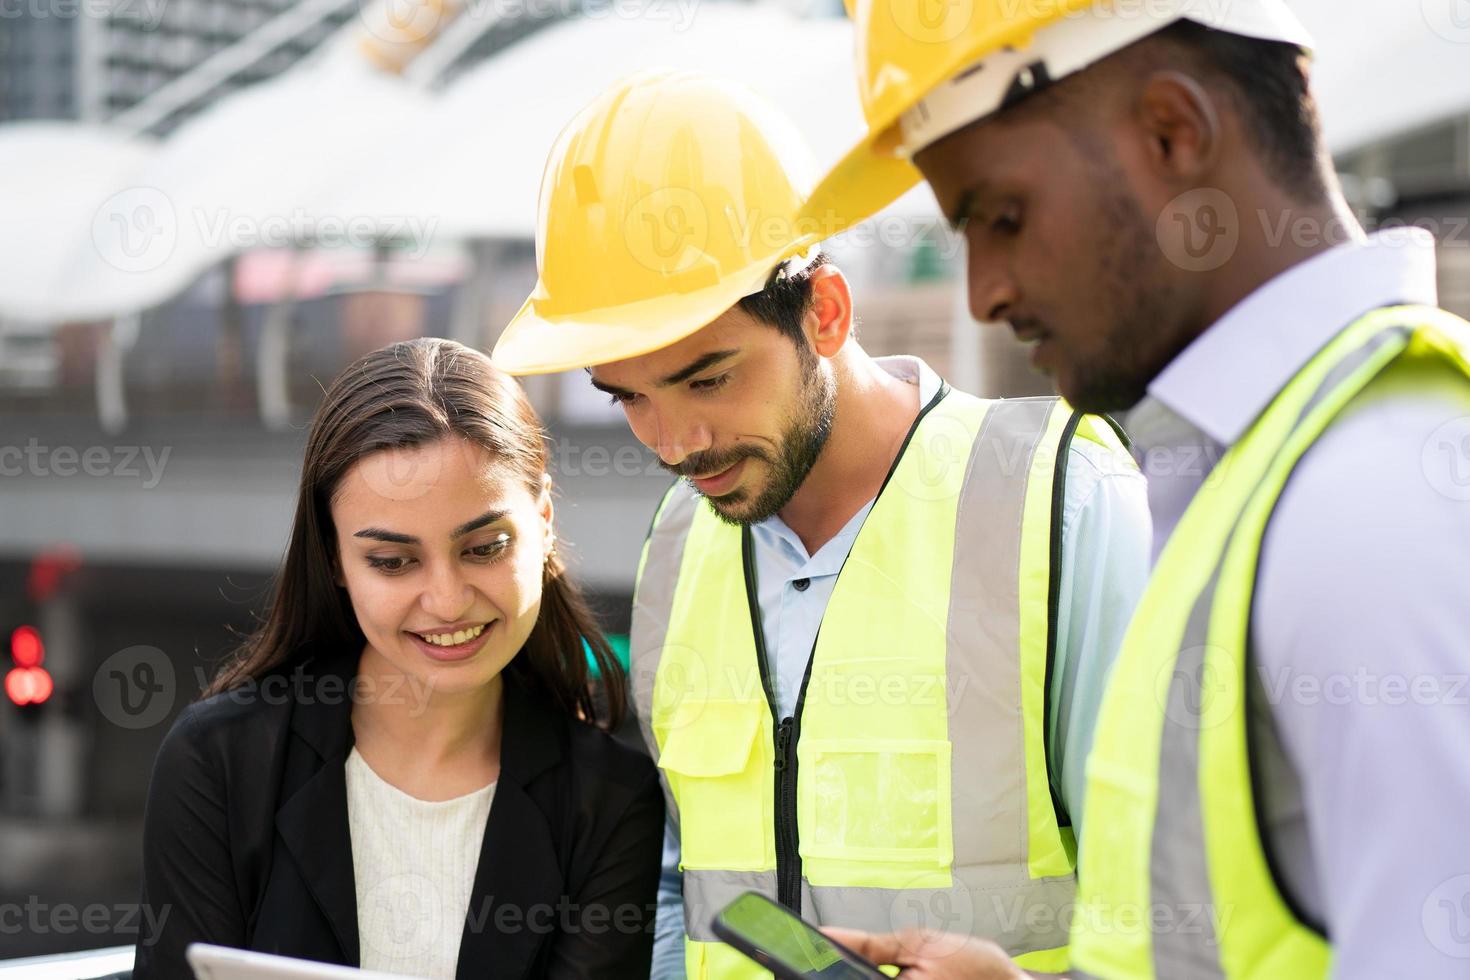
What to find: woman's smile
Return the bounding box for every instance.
[404,621,496,662]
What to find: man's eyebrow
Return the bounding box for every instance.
[948,187,978,231]
[352,509,509,545]
[587,375,633,398]
[658,349,740,386]
[946,175,1011,231]
[587,349,741,397]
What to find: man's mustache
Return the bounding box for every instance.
[661,445,771,479]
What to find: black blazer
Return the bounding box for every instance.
[132,647,664,980]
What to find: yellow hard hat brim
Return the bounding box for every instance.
[802,126,925,241]
[811,0,1096,234]
[492,254,790,376]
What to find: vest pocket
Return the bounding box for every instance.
[657,699,771,870]
[797,737,953,879]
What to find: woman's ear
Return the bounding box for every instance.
[327,535,346,588]
[538,472,556,557]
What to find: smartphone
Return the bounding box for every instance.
[712,890,889,980]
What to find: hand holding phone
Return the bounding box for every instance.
[712,890,889,980]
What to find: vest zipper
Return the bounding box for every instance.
[743,529,805,912]
[736,381,953,916]
[773,715,801,909]
[780,650,821,911]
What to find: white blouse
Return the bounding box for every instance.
[345,746,496,979]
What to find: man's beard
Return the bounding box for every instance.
[664,342,836,525]
[1062,165,1194,415]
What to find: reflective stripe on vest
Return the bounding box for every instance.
[1072,306,1470,979]
[632,385,1133,979]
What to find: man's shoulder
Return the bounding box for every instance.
[1270,363,1470,544]
[1058,423,1148,531]
[1256,367,1470,671]
[1063,426,1141,480]
[645,478,700,539]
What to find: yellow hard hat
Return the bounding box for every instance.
[493,70,825,376]
[807,0,1313,234]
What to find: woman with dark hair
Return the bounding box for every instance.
[133,338,663,980]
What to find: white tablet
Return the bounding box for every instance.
[186,944,412,980]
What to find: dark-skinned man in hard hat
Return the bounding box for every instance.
[809,0,1470,977]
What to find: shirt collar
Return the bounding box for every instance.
[1135,228,1439,448]
[870,353,941,401]
[752,354,941,570]
[755,496,875,577]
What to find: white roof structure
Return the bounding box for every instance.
[0,4,909,322]
[0,56,429,323]
[326,4,934,241]
[0,124,156,323]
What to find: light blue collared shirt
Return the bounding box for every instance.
[652,356,1152,978]
[1123,229,1470,979]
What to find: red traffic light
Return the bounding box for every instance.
[27,545,82,603]
[5,666,53,706]
[11,626,44,668]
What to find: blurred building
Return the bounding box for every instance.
[0,0,354,129]
[1338,114,1470,317]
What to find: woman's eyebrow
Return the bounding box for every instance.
[451,508,510,538]
[353,508,510,545]
[353,527,417,544]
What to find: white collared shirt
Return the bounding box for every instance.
[1125,228,1470,977]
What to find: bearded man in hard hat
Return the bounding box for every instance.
[807,1,1470,978]
[491,70,1151,978]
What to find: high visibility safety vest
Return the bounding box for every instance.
[1072,306,1470,979]
[630,383,1134,979]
